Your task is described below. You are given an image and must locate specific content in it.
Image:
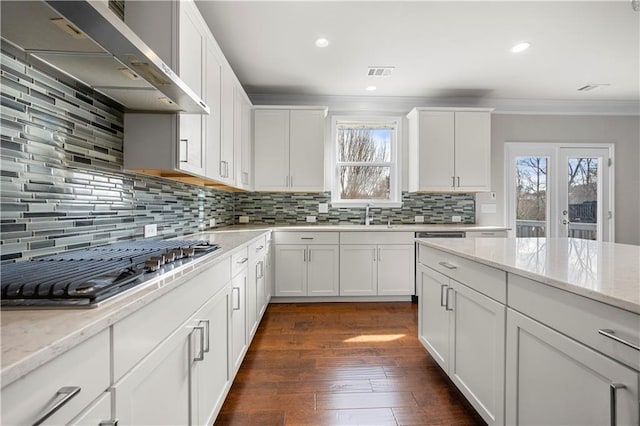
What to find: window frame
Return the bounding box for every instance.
[331,115,402,207]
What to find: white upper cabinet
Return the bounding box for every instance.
[254,107,326,192]
[234,85,253,190]
[407,108,492,192]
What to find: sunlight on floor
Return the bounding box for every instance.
[344,334,406,343]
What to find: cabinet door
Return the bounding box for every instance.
[254,110,290,191]
[230,270,247,375]
[339,245,377,296]
[219,66,235,185]
[506,309,639,426]
[377,244,415,296]
[307,245,339,296]
[194,286,231,426]
[256,257,267,318]
[178,0,204,98]
[178,114,204,176]
[236,92,252,188]
[274,245,307,296]
[449,280,505,425]
[417,265,450,372]
[246,256,258,340]
[204,39,223,181]
[112,325,192,425]
[418,111,455,191]
[289,110,325,191]
[454,111,491,191]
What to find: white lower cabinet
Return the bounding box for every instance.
[275,244,339,296]
[417,254,505,425]
[506,309,639,426]
[230,268,248,375]
[340,244,414,296]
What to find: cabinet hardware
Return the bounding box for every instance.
[232,287,240,310]
[256,260,264,279]
[598,329,640,351]
[290,175,294,187]
[378,247,382,262]
[33,386,81,426]
[440,284,447,307]
[303,249,306,262]
[300,237,314,240]
[219,161,224,177]
[179,139,188,163]
[236,257,248,264]
[372,248,376,262]
[452,176,456,187]
[308,249,311,262]
[285,175,289,187]
[256,245,264,250]
[610,383,626,426]
[199,319,210,353]
[445,287,454,311]
[438,261,458,270]
[99,420,119,426]
[189,324,205,362]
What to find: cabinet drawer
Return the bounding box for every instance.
[249,234,267,258]
[113,257,231,380]
[231,246,249,277]
[274,231,339,245]
[418,244,506,303]
[1,330,110,426]
[465,230,508,238]
[508,273,640,371]
[340,231,414,245]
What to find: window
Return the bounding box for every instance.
[332,118,400,206]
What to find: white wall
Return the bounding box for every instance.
[477,114,640,245]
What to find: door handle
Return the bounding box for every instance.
[197,319,210,353]
[445,287,454,311]
[179,139,188,162]
[189,324,205,362]
[457,176,460,187]
[438,261,458,270]
[308,249,311,262]
[440,284,447,307]
[610,383,626,426]
[378,247,382,262]
[32,386,81,426]
[598,329,640,351]
[452,176,455,187]
[232,287,240,310]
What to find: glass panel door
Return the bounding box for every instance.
[558,148,610,241]
[515,157,549,237]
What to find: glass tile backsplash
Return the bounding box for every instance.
[1,48,474,262]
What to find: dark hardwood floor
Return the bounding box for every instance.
[214,302,485,426]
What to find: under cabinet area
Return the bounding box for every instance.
[407,108,492,192]
[253,107,327,191]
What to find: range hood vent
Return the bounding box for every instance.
[1,0,209,114]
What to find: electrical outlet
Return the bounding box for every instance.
[144,224,157,238]
[306,216,317,223]
[239,216,250,223]
[209,218,216,228]
[318,203,329,214]
[451,216,462,223]
[414,215,425,223]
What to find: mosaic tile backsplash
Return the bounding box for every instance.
[1,47,474,262]
[234,192,475,225]
[0,49,234,262]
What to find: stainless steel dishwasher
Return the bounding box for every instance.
[412,231,466,302]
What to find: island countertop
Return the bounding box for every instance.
[416,237,640,314]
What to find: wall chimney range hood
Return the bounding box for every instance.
[1,1,209,114]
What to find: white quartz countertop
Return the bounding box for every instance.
[219,224,509,232]
[0,230,268,387]
[417,237,640,314]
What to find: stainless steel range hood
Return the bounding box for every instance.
[1,1,209,114]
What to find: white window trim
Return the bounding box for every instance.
[504,142,615,241]
[330,115,402,208]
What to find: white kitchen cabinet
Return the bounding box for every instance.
[416,245,506,425]
[247,237,267,339]
[235,85,253,189]
[377,244,415,295]
[1,330,110,426]
[230,268,247,375]
[407,108,492,192]
[506,309,639,426]
[275,244,340,296]
[217,65,236,185]
[254,107,326,191]
[339,245,378,296]
[124,0,207,177]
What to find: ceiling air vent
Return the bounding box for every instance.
[367,67,394,77]
[578,84,610,92]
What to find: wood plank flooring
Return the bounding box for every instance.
[214,302,485,426]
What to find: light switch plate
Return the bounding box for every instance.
[414,215,425,223]
[306,216,317,223]
[144,224,157,238]
[451,216,462,223]
[239,216,250,223]
[209,218,216,227]
[318,203,329,214]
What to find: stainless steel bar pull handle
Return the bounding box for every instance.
[179,139,188,162]
[303,249,306,262]
[199,319,210,353]
[452,176,455,187]
[32,386,81,426]
[300,237,314,240]
[232,287,240,310]
[445,287,454,311]
[457,176,460,187]
[440,284,447,307]
[308,249,311,262]
[236,257,249,264]
[438,261,458,270]
[378,247,382,262]
[598,329,640,351]
[189,325,205,362]
[285,175,289,187]
[99,420,119,426]
[610,383,626,426]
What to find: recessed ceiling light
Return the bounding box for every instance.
[511,42,531,53]
[366,86,377,92]
[315,38,329,48]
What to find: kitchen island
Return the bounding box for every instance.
[416,237,639,425]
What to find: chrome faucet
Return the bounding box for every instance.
[365,204,373,225]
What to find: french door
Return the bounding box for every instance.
[507,144,613,242]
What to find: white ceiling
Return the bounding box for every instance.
[195,1,640,104]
